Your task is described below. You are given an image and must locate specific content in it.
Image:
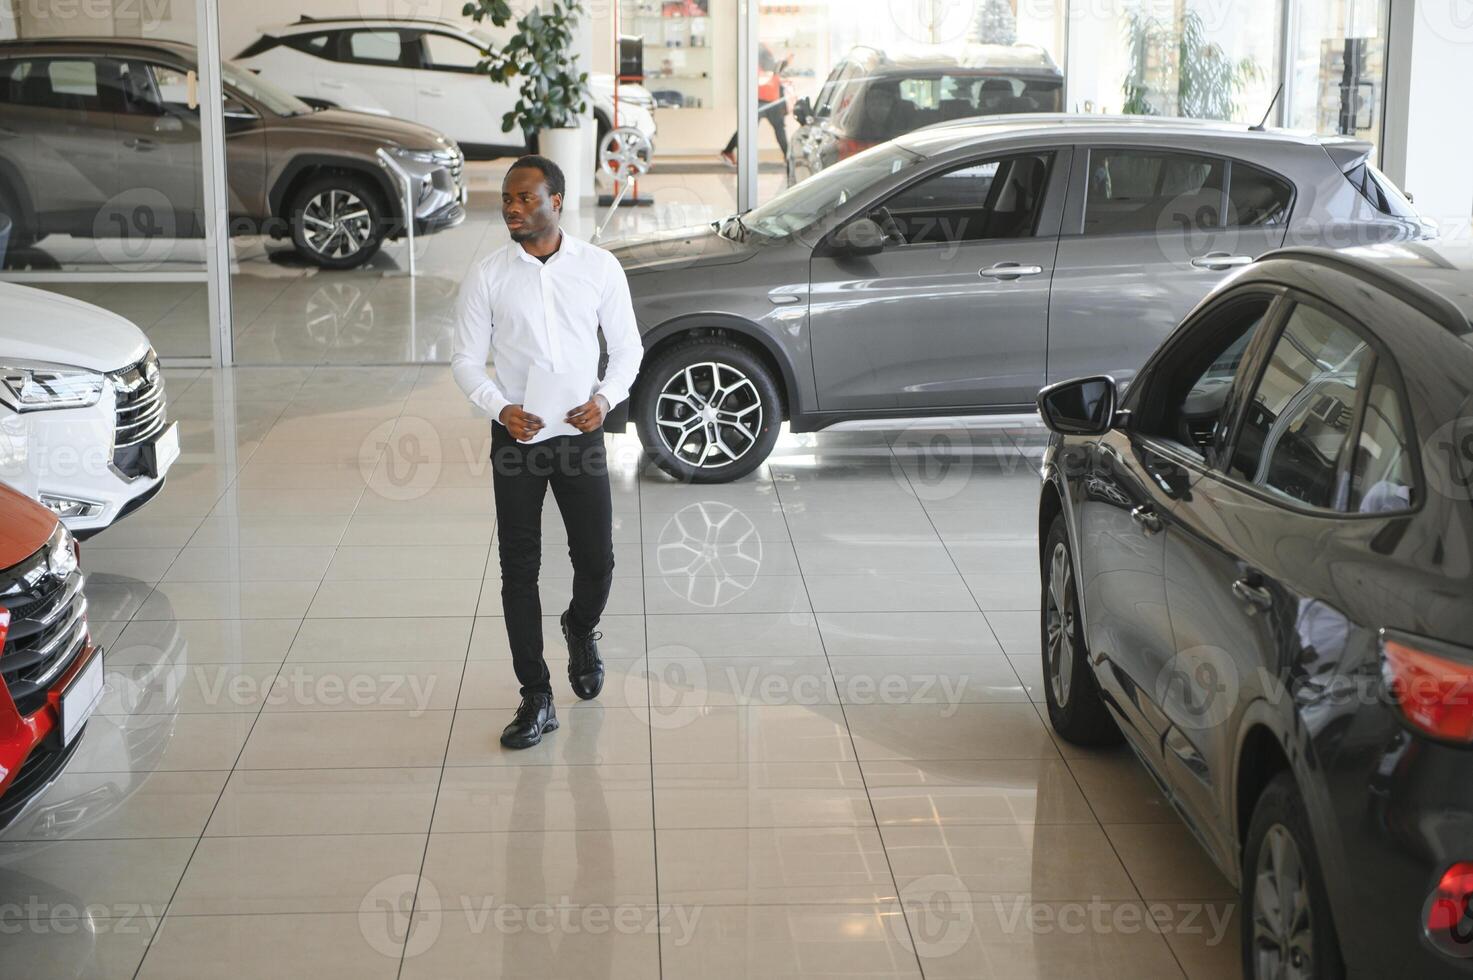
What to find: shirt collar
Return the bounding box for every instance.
[513,231,580,266]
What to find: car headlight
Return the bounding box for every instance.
[393,148,441,165]
[47,521,78,580]
[0,363,105,412]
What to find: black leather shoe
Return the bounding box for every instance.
[500,693,558,749]
[561,610,605,701]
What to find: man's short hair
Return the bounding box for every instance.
[507,154,567,198]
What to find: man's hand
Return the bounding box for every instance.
[499,404,545,442]
[566,395,609,434]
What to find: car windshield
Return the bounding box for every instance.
[221,60,312,116]
[737,142,924,239]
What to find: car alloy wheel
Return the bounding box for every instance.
[1252,824,1315,980]
[300,189,373,261]
[1045,540,1077,707]
[655,361,764,469]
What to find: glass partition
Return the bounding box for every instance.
[0,0,218,359]
[1285,0,1390,159]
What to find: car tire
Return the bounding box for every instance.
[287,174,386,270]
[635,336,782,484]
[1242,771,1345,980]
[1040,513,1121,746]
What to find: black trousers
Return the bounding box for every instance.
[723,101,789,160]
[491,425,615,698]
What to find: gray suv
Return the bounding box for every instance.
[608,115,1430,482]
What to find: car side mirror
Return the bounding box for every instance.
[829,217,886,257]
[794,96,813,125]
[1037,375,1119,436]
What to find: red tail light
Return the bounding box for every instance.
[1382,631,1473,743]
[1425,862,1473,957]
[836,137,878,161]
[0,607,8,653]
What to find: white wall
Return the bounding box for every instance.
[1381,0,1473,234]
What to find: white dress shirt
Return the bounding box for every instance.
[453,232,643,426]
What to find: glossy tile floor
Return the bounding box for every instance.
[0,369,1239,978]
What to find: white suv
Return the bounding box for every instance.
[237,17,658,164]
[0,284,178,537]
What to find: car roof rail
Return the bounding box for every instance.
[1258,246,1472,338]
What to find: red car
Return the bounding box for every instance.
[0,481,103,828]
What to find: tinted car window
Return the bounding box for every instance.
[1141,295,1272,459]
[878,152,1052,245]
[3,57,125,113]
[347,30,409,65]
[288,33,336,59]
[1344,162,1417,219]
[1348,362,1416,512]
[839,73,1061,140]
[1228,303,1372,510]
[1227,161,1293,227]
[1084,149,1225,235]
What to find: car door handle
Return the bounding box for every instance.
[1191,252,1253,271]
[1130,505,1163,534]
[123,138,157,151]
[1232,577,1274,612]
[321,79,346,90]
[979,263,1043,280]
[419,88,445,97]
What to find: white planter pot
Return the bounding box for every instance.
[538,126,588,211]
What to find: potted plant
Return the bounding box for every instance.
[465,0,593,201]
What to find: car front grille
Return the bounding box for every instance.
[1,544,88,718]
[109,351,167,478]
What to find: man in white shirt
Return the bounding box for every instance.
[453,155,643,749]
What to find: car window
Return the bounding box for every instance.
[1084,149,1225,236]
[347,30,409,66]
[286,32,336,59]
[742,141,924,239]
[876,152,1053,245]
[1348,361,1417,513]
[2,57,126,113]
[1138,295,1273,460]
[814,62,852,116]
[1227,303,1374,510]
[423,33,484,72]
[1227,161,1293,227]
[1343,162,1418,219]
[839,72,1060,140]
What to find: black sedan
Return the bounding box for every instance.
[1035,243,1473,978]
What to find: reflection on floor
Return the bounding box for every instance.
[0,365,1239,978]
[16,163,786,363]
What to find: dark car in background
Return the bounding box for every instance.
[609,115,1428,483]
[789,44,1063,182]
[0,37,465,269]
[1035,243,1473,978]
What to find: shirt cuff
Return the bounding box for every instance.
[593,385,627,411]
[485,390,512,425]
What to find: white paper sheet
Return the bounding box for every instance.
[520,363,588,444]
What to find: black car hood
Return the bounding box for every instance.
[608,222,756,274]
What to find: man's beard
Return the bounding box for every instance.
[508,225,535,243]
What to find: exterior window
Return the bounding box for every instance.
[1348,362,1416,513]
[423,34,484,72]
[879,152,1052,245]
[1084,150,1224,235]
[1228,304,1373,510]
[1227,162,1293,227]
[347,31,407,65]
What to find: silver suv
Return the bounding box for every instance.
[608,115,1430,482]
